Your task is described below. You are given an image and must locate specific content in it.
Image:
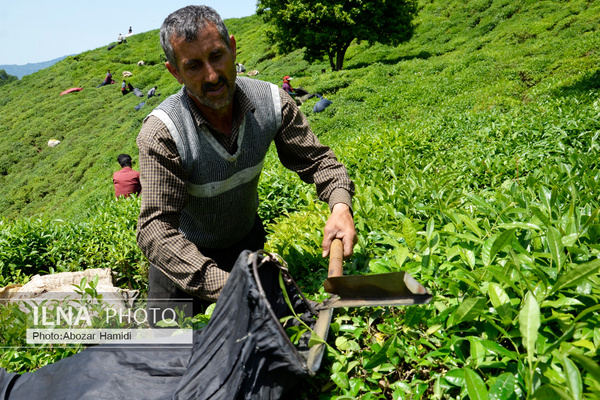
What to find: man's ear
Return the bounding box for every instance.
[229,35,237,62]
[166,61,184,84]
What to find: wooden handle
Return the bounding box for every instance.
[328,238,344,277]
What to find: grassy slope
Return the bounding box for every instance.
[0,1,598,220]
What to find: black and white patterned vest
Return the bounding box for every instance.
[147,77,282,248]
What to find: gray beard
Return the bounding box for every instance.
[186,80,236,110]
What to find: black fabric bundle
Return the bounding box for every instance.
[0,251,317,400]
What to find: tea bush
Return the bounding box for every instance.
[1,0,600,397]
[0,196,146,290]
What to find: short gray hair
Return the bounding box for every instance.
[160,5,230,70]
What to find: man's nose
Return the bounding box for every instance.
[205,62,220,83]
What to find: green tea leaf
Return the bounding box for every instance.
[561,233,578,248]
[519,292,540,366]
[392,245,409,270]
[457,213,482,238]
[444,368,465,387]
[480,340,518,360]
[460,247,476,269]
[464,193,495,213]
[488,372,516,400]
[531,384,571,400]
[539,186,552,211]
[489,229,515,264]
[469,338,485,367]
[449,297,486,327]
[465,368,488,400]
[563,355,582,400]
[488,283,513,324]
[546,227,566,270]
[496,222,542,231]
[581,208,600,234]
[487,282,509,307]
[426,218,435,242]
[403,307,426,327]
[531,206,552,229]
[364,335,396,370]
[481,235,495,267]
[570,353,600,384]
[402,218,417,250]
[550,259,600,295]
[331,371,349,390]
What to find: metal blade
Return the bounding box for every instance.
[324,271,430,297]
[318,293,432,309]
[305,308,333,373]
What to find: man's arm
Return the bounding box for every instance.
[136,116,228,301]
[274,89,357,258]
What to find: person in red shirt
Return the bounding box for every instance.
[113,154,141,198]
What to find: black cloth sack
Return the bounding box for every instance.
[0,250,316,400]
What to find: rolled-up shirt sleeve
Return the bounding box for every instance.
[274,88,354,211]
[136,116,228,302]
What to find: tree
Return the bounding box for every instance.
[0,70,17,87]
[256,0,419,71]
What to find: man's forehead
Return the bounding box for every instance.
[172,22,219,42]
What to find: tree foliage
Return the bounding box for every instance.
[257,0,418,71]
[0,69,17,87]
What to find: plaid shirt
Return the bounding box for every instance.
[136,83,354,301]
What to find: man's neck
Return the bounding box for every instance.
[191,98,235,136]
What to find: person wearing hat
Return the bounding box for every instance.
[282,75,294,94]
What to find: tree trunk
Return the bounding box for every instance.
[333,42,351,71]
[327,50,336,72]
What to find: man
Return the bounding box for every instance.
[136,5,356,312]
[99,69,113,87]
[113,154,141,198]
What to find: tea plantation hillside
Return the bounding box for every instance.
[0,1,598,220]
[2,0,600,398]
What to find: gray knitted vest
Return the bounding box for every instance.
[147,77,282,248]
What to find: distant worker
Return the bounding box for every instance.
[121,80,128,95]
[118,33,126,44]
[235,62,246,73]
[113,154,141,198]
[282,75,294,94]
[129,26,133,34]
[98,69,114,87]
[313,93,332,113]
[147,86,157,98]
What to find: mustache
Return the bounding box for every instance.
[202,76,229,94]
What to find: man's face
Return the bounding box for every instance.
[166,23,237,112]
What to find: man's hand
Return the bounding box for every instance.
[322,203,357,259]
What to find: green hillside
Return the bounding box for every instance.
[2,0,600,397]
[0,2,598,220]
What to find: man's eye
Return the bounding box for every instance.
[186,63,201,71]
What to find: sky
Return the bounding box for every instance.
[0,0,257,66]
